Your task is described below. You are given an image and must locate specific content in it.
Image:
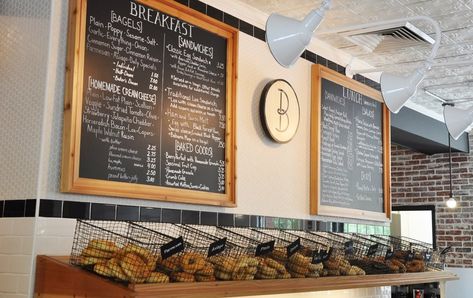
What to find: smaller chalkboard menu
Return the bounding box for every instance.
[61,0,238,207]
[310,65,391,221]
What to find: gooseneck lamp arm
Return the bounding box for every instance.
[265,0,332,68]
[304,0,332,32]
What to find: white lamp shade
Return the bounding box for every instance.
[443,105,473,140]
[380,70,424,114]
[266,14,317,68]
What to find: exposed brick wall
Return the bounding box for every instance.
[391,137,473,268]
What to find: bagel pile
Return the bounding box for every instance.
[209,255,259,281]
[157,252,215,282]
[322,255,365,276]
[77,238,436,285]
[78,239,168,284]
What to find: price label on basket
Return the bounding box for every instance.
[311,250,323,264]
[208,237,227,257]
[311,248,331,264]
[344,241,354,255]
[385,249,394,260]
[161,236,185,259]
[424,251,432,262]
[367,244,379,256]
[286,238,301,257]
[255,240,275,256]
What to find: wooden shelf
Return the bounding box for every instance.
[35,256,459,298]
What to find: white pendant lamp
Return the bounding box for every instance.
[380,65,428,114]
[443,104,473,140]
[445,127,457,209]
[317,16,442,114]
[265,0,331,68]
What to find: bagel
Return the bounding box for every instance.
[94,263,113,277]
[255,272,277,279]
[306,271,320,278]
[171,271,195,282]
[89,239,119,253]
[195,275,216,282]
[239,256,259,267]
[309,262,323,273]
[287,263,309,275]
[289,271,306,278]
[120,253,151,283]
[107,258,128,281]
[245,266,258,275]
[232,262,250,281]
[123,243,152,262]
[271,248,287,262]
[146,272,170,283]
[81,247,114,258]
[196,262,214,276]
[180,252,206,274]
[289,253,309,267]
[159,255,180,273]
[264,258,287,274]
[257,264,278,277]
[214,257,237,273]
[215,270,232,280]
[278,272,292,279]
[79,256,107,266]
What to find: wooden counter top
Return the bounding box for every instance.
[35,255,458,298]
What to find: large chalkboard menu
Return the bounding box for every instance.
[61,0,238,206]
[310,65,391,221]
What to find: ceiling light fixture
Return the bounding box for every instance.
[443,104,473,140]
[317,16,441,114]
[265,0,331,68]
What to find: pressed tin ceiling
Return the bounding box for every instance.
[238,0,473,117]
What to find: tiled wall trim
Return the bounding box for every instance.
[30,199,391,234]
[0,199,36,217]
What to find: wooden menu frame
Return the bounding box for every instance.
[310,65,391,221]
[61,0,238,207]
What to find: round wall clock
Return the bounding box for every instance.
[260,79,300,143]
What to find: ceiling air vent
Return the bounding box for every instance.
[339,21,435,53]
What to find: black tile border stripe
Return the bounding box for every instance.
[0,199,391,234]
[2,199,35,218]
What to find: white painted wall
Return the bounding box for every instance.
[392,210,434,245]
[446,268,473,298]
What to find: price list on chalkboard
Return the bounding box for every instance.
[78,0,228,193]
[319,78,383,212]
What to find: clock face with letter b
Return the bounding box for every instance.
[260,79,300,143]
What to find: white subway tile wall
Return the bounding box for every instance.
[35,218,76,255]
[0,218,35,298]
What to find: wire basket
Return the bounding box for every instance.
[369,234,434,272]
[70,220,169,284]
[133,222,227,282]
[173,224,262,281]
[212,227,292,280]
